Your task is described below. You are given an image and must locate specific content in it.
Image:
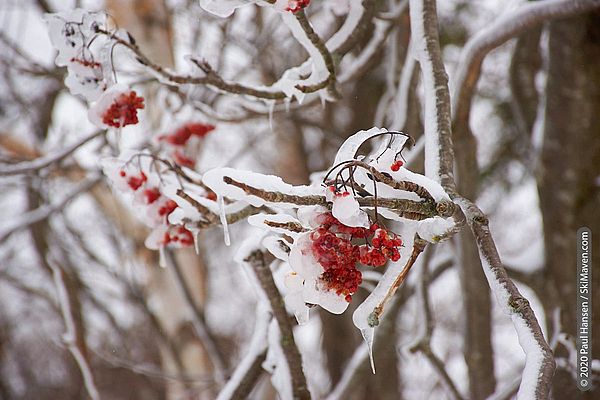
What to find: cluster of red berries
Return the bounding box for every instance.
[162,225,194,246]
[358,227,402,266]
[308,213,403,302]
[390,160,404,171]
[158,122,215,168]
[286,0,311,13]
[102,91,145,128]
[119,170,147,191]
[158,123,215,146]
[158,200,178,217]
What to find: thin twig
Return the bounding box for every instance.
[222,176,447,219]
[48,258,100,400]
[0,130,104,176]
[0,175,101,243]
[293,10,338,96]
[327,258,454,400]
[452,0,600,137]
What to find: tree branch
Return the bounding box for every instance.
[411,0,557,397]
[409,0,455,191]
[48,257,100,400]
[244,250,311,400]
[452,0,600,137]
[0,175,101,243]
[0,130,104,176]
[222,176,452,219]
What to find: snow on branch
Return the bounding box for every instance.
[0,175,101,243]
[452,0,600,132]
[242,250,311,400]
[0,130,104,176]
[454,197,555,400]
[411,0,556,398]
[408,0,454,190]
[48,257,100,400]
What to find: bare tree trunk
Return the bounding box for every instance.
[538,12,600,399]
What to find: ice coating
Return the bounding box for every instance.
[218,195,231,246]
[332,127,390,166]
[203,167,323,208]
[263,320,294,400]
[262,235,292,262]
[331,193,370,228]
[287,232,349,316]
[352,222,418,370]
[199,0,260,17]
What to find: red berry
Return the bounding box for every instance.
[143,187,161,204]
[390,160,404,171]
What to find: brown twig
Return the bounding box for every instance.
[244,251,311,400]
[264,220,307,233]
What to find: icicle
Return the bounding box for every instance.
[268,100,275,131]
[193,230,201,254]
[158,246,167,268]
[361,328,376,374]
[284,97,291,113]
[218,195,231,246]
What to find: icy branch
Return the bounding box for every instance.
[48,258,100,400]
[0,176,101,243]
[221,176,450,220]
[454,197,555,400]
[163,249,227,385]
[409,0,454,190]
[411,0,556,397]
[368,235,427,327]
[216,305,271,400]
[409,252,464,400]
[244,250,311,400]
[452,0,600,133]
[0,130,104,176]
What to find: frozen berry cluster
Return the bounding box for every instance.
[308,213,403,302]
[158,123,215,168]
[102,91,145,128]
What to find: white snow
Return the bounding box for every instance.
[409,0,441,182]
[203,167,323,208]
[263,320,294,400]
